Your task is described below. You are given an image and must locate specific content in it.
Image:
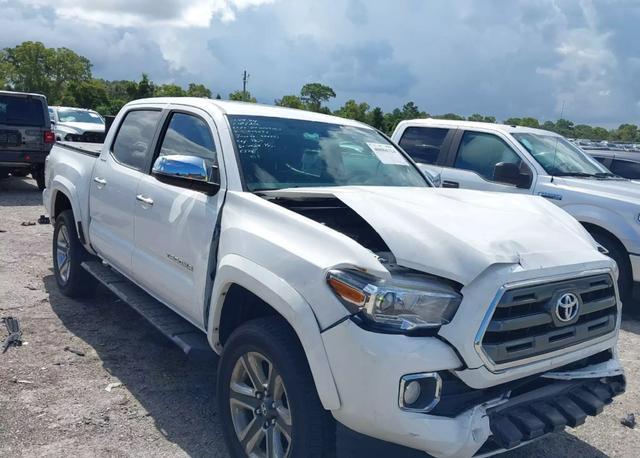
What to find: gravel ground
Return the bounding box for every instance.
[1,175,639,457]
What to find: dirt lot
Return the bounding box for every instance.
[1,175,639,457]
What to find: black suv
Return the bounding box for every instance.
[0,90,55,190]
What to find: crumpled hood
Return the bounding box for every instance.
[265,186,603,284]
[556,177,640,205]
[56,122,105,135]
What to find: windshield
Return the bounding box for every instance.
[514,132,610,176]
[56,108,104,125]
[228,115,428,191]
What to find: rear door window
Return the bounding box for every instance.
[454,131,524,181]
[398,127,451,164]
[0,95,45,127]
[111,110,161,170]
[610,159,640,179]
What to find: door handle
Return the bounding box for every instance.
[442,180,460,188]
[136,194,154,206]
[93,177,107,186]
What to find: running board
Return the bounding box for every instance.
[81,260,213,357]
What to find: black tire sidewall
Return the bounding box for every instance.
[592,231,634,304]
[217,319,327,458]
[52,210,92,296]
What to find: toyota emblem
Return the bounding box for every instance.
[556,292,580,322]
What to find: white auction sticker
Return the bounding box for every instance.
[367,143,407,165]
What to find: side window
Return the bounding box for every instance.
[591,156,608,165]
[158,112,217,162]
[112,110,161,170]
[610,159,640,179]
[454,131,524,181]
[398,127,450,164]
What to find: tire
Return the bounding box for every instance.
[32,166,45,191]
[590,230,635,311]
[11,170,29,177]
[53,210,97,298]
[217,317,335,458]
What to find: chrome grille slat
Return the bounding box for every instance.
[480,273,617,366]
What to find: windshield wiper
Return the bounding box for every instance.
[553,171,620,179]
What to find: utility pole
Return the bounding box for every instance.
[242,70,249,101]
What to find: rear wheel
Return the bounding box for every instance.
[53,210,97,297]
[590,229,635,312]
[217,317,335,458]
[32,166,45,191]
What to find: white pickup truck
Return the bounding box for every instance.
[44,98,625,458]
[392,119,640,311]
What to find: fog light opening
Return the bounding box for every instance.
[399,372,442,413]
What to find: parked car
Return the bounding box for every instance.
[585,149,640,180]
[392,119,640,310]
[49,106,106,143]
[0,90,54,189]
[44,98,624,457]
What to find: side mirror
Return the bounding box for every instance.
[152,154,220,195]
[493,162,532,188]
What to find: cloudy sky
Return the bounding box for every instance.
[1,0,639,126]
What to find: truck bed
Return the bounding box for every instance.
[56,141,103,157]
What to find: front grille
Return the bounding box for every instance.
[480,274,617,366]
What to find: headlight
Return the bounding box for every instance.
[326,269,462,333]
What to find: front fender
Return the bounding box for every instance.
[563,203,640,252]
[208,253,341,410]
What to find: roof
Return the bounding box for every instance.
[0,90,47,100]
[396,118,563,137]
[50,106,100,112]
[127,97,372,129]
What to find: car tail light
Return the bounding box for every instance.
[44,130,55,144]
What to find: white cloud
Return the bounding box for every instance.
[17,0,275,27]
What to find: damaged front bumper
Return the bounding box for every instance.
[322,318,625,458]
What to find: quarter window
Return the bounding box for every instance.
[158,113,217,162]
[398,127,450,164]
[111,110,161,170]
[454,131,524,181]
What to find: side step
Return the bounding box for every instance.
[82,260,213,357]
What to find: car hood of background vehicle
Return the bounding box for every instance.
[264,186,602,284]
[556,177,640,204]
[57,122,105,134]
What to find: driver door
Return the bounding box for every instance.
[440,130,534,194]
[132,107,224,327]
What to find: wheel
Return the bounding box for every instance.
[32,166,45,191]
[590,230,635,311]
[217,317,335,458]
[11,169,29,177]
[53,210,97,297]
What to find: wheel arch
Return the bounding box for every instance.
[208,253,341,410]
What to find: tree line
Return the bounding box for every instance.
[1,41,638,142]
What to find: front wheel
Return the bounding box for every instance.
[590,230,635,312]
[217,317,335,458]
[53,210,97,297]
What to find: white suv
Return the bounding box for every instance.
[393,119,640,310]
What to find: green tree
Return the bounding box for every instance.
[554,118,575,137]
[613,124,639,142]
[64,79,108,110]
[335,99,370,122]
[300,83,336,112]
[434,113,465,121]
[229,90,257,103]
[504,117,540,128]
[1,41,91,103]
[467,113,496,123]
[591,127,610,141]
[573,124,594,140]
[155,83,186,97]
[275,94,304,109]
[368,107,384,130]
[186,83,212,98]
